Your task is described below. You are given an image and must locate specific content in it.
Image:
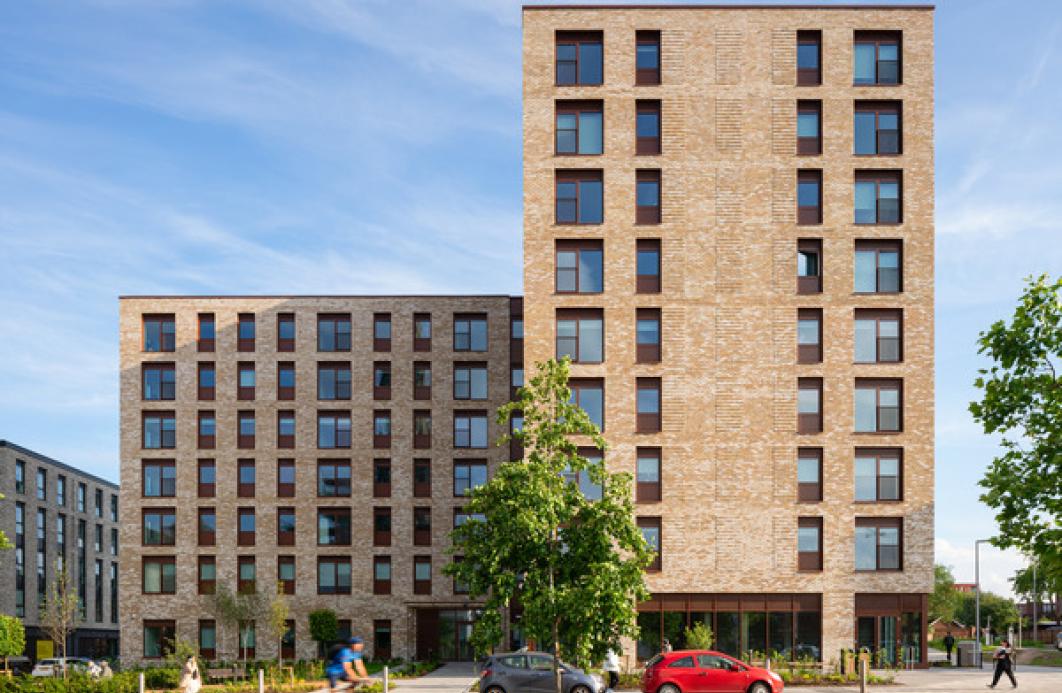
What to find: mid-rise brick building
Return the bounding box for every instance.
[522,3,934,667]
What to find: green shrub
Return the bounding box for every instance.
[682,622,714,650]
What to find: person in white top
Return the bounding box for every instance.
[603,650,620,692]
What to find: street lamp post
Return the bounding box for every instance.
[1032,560,1038,645]
[975,539,993,668]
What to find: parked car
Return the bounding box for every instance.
[480,652,604,693]
[30,657,92,677]
[641,650,783,693]
[2,656,32,675]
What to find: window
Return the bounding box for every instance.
[237,313,255,352]
[854,241,902,293]
[198,313,215,352]
[277,361,296,400]
[797,239,822,294]
[638,517,662,571]
[95,523,103,551]
[110,528,118,556]
[511,317,524,339]
[636,378,661,433]
[855,309,902,363]
[373,458,391,498]
[237,459,255,498]
[197,556,216,595]
[318,557,352,595]
[511,367,524,391]
[569,378,604,430]
[14,460,24,494]
[556,170,603,225]
[414,459,432,497]
[198,459,216,498]
[412,410,431,448]
[797,308,822,364]
[855,101,901,155]
[373,556,392,595]
[414,313,432,351]
[790,449,821,505]
[636,169,661,224]
[143,314,175,352]
[317,460,352,497]
[798,517,823,571]
[317,508,351,546]
[143,412,176,449]
[317,412,352,449]
[636,100,661,155]
[855,518,902,570]
[636,308,661,363]
[855,449,903,502]
[636,30,661,85]
[454,364,489,400]
[277,556,295,595]
[199,620,217,660]
[318,313,351,352]
[57,476,65,506]
[797,170,822,225]
[855,171,902,224]
[372,361,391,400]
[277,458,295,497]
[198,362,215,400]
[414,362,432,399]
[454,460,487,496]
[198,508,216,546]
[275,411,296,449]
[143,363,176,401]
[556,309,603,363]
[454,412,488,449]
[318,363,351,400]
[237,508,256,547]
[374,620,392,660]
[35,469,46,501]
[556,101,603,155]
[237,620,256,657]
[797,101,822,155]
[237,555,256,593]
[77,482,86,511]
[854,31,901,85]
[143,556,176,594]
[110,493,118,522]
[414,556,432,595]
[373,507,391,546]
[556,31,602,86]
[95,488,103,518]
[413,507,432,546]
[143,460,176,497]
[374,410,392,448]
[454,314,488,352]
[142,508,176,546]
[636,447,661,502]
[143,621,175,658]
[237,411,255,449]
[374,313,391,351]
[855,379,902,433]
[555,240,603,293]
[237,362,256,400]
[796,30,821,86]
[798,378,823,434]
[277,313,295,351]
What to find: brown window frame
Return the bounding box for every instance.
[317,362,351,401]
[373,556,392,595]
[197,362,215,401]
[454,363,489,401]
[143,410,176,450]
[555,100,604,156]
[142,459,176,498]
[317,313,352,353]
[317,556,352,595]
[413,313,432,352]
[797,448,823,502]
[236,458,255,498]
[277,361,296,400]
[797,377,823,434]
[797,239,823,294]
[374,619,393,660]
[569,379,604,431]
[373,313,392,352]
[373,409,392,449]
[142,555,176,595]
[197,507,216,546]
[197,556,216,595]
[237,410,255,449]
[237,362,256,401]
[636,239,661,293]
[855,517,903,571]
[142,507,176,546]
[854,31,902,86]
[453,459,488,497]
[636,100,661,155]
[636,308,661,363]
[278,555,296,595]
[317,459,352,498]
[854,240,903,294]
[373,361,392,400]
[373,458,392,498]
[797,169,823,225]
[636,169,661,225]
[855,170,903,225]
[237,313,255,352]
[143,620,176,659]
[413,506,432,546]
[797,517,824,571]
[413,410,431,449]
[636,378,662,433]
[855,378,903,433]
[142,314,176,353]
[454,410,489,449]
[636,447,661,503]
[635,30,661,85]
[555,170,604,225]
[197,313,215,352]
[638,516,662,572]
[854,309,903,363]
[142,363,176,402]
[413,361,432,399]
[197,459,216,498]
[276,410,296,449]
[555,240,604,294]
[281,619,295,660]
[317,411,352,449]
[317,507,351,547]
[855,448,904,502]
[797,100,822,155]
[276,506,296,546]
[796,30,822,86]
[237,507,255,547]
[236,555,256,594]
[555,31,603,86]
[413,555,432,595]
[797,308,823,364]
[855,101,902,155]
[414,458,432,498]
[373,507,391,547]
[277,313,296,352]
[277,458,295,498]
[555,308,604,364]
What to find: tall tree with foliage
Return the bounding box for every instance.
[39,562,79,678]
[955,591,1019,635]
[214,585,264,665]
[970,274,1062,563]
[446,358,652,693]
[0,615,26,671]
[1012,558,1062,626]
[267,587,291,667]
[930,564,960,622]
[308,609,339,658]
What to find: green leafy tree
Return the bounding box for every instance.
[930,564,960,622]
[683,622,714,650]
[308,609,339,659]
[970,274,1062,563]
[955,591,1019,635]
[39,561,79,678]
[0,615,26,671]
[1012,557,1062,625]
[446,358,651,693]
[214,585,264,665]
[267,587,291,667]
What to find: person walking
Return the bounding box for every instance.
[661,639,673,654]
[603,650,620,692]
[943,632,955,663]
[987,639,1016,688]
[326,636,371,692]
[178,655,201,693]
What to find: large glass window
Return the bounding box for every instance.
[556,171,604,225]
[636,239,661,293]
[855,310,902,362]
[454,461,488,496]
[635,30,661,85]
[318,314,352,352]
[796,30,821,85]
[855,171,902,224]
[855,102,901,155]
[317,413,352,449]
[556,102,603,155]
[556,310,603,363]
[143,315,175,352]
[143,413,176,449]
[854,450,902,501]
[454,315,488,352]
[569,379,604,430]
[143,460,176,497]
[556,33,603,85]
[855,518,902,570]
[317,509,352,546]
[454,413,489,449]
[636,100,661,155]
[318,558,352,595]
[854,242,901,293]
[855,380,902,433]
[555,242,603,293]
[854,32,901,85]
[454,364,489,400]
[318,364,352,400]
[797,101,822,155]
[317,461,352,497]
[143,364,176,401]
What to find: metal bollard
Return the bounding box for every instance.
[138,672,145,693]
[258,668,264,693]
[384,666,389,693]
[859,658,867,693]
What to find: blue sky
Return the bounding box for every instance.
[1,0,1059,597]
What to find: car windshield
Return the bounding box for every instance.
[645,655,663,669]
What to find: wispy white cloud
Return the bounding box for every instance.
[936,538,1028,600]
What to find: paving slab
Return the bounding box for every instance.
[794,665,1062,693]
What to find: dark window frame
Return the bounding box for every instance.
[855,378,903,433]
[237,362,256,401]
[636,169,662,225]
[317,313,352,353]
[636,447,661,503]
[854,101,902,155]
[277,458,295,497]
[635,30,661,85]
[317,459,352,498]
[374,409,392,449]
[414,361,432,400]
[636,100,662,155]
[636,239,661,293]
[373,313,392,352]
[373,458,392,498]
[556,170,604,225]
[569,379,605,431]
[638,516,662,572]
[141,459,176,498]
[142,314,176,353]
[278,555,296,595]
[797,377,823,434]
[854,308,903,363]
[142,555,176,595]
[237,410,255,449]
[855,448,904,502]
[854,240,903,294]
[373,361,392,400]
[413,410,431,449]
[555,100,604,156]
[317,556,352,595]
[636,377,662,433]
[855,170,903,225]
[797,517,824,571]
[317,362,352,401]
[855,517,903,571]
[373,556,392,595]
[197,556,216,595]
[636,308,662,363]
[796,30,822,86]
[414,458,432,498]
[373,507,392,547]
[197,313,215,352]
[277,410,296,449]
[555,308,604,364]
[797,448,823,502]
[853,31,902,86]
[142,362,176,401]
[277,506,296,546]
[797,308,823,364]
[413,555,432,595]
[237,507,256,547]
[237,313,255,352]
[555,239,604,294]
[797,239,822,294]
[797,169,823,225]
[197,507,216,546]
[197,362,215,401]
[277,312,295,352]
[413,313,432,352]
[277,361,296,400]
[413,507,432,546]
[197,459,216,498]
[317,507,352,547]
[797,100,822,155]
[555,31,603,86]
[141,507,176,546]
[317,410,352,449]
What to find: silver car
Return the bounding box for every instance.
[481,652,604,693]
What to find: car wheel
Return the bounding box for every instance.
[747,683,771,693]
[485,686,506,693]
[658,684,681,693]
[570,685,591,693]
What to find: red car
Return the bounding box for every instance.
[641,650,783,693]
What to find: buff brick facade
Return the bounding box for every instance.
[522,5,934,668]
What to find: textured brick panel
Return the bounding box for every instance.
[715,29,744,85]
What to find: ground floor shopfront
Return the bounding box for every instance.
[24,626,120,661]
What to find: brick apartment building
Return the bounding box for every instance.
[0,441,120,659]
[118,297,524,662]
[521,3,934,667]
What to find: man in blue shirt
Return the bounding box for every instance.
[327,637,370,691]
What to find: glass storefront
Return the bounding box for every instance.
[854,593,926,666]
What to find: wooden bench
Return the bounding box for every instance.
[207,668,243,682]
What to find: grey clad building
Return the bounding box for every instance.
[0,441,120,660]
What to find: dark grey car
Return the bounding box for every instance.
[480,652,604,693]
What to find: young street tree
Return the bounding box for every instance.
[267,587,291,668]
[970,274,1062,563]
[929,564,960,623]
[0,615,26,672]
[446,358,652,693]
[39,561,79,678]
[213,585,264,665]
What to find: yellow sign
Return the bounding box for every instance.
[35,640,53,660]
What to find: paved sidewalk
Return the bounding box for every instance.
[387,663,478,693]
[795,665,1062,692]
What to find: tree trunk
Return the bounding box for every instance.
[553,620,562,693]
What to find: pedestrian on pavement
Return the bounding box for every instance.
[178,655,201,693]
[327,636,371,692]
[662,639,672,654]
[603,650,620,692]
[943,632,955,662]
[987,639,1016,689]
